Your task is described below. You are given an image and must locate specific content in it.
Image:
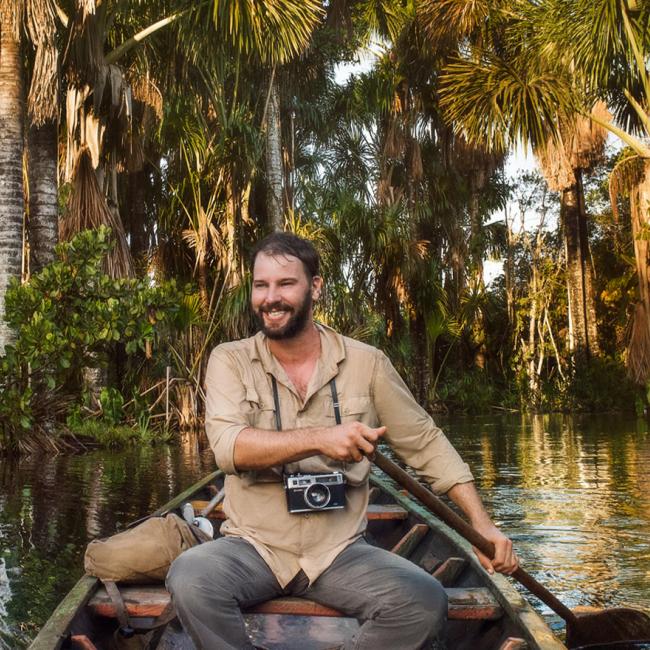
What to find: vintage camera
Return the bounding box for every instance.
[284,472,346,514]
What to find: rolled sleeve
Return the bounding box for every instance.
[372,351,473,494]
[204,346,249,475]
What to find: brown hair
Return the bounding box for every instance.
[251,232,320,279]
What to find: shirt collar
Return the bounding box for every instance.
[251,321,346,379]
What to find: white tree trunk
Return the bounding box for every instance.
[265,75,283,231]
[0,14,25,352]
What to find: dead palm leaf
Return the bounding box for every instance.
[60,148,133,278]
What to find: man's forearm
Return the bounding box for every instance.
[446,480,519,575]
[446,481,493,527]
[233,421,386,471]
[233,426,327,470]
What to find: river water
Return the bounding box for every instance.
[1,414,649,647]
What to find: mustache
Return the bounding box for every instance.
[258,301,293,313]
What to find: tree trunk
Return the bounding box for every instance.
[126,167,149,269]
[561,172,599,361]
[626,160,650,384]
[265,75,283,231]
[0,15,25,353]
[27,122,58,274]
[577,172,600,355]
[412,312,432,407]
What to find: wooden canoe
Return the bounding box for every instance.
[29,469,567,650]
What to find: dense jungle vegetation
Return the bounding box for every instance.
[1,0,650,453]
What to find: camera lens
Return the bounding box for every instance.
[304,483,331,509]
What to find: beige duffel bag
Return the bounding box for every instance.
[84,513,209,584]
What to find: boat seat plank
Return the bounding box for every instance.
[189,501,409,521]
[390,523,429,557]
[88,585,503,621]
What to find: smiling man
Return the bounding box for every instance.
[167,232,518,650]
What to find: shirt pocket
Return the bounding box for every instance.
[326,394,372,424]
[332,395,371,423]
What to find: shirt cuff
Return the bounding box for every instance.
[208,423,248,475]
[429,464,474,495]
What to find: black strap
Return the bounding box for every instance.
[271,375,283,431]
[330,378,342,425]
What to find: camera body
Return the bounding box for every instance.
[284,472,346,514]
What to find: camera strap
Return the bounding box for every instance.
[270,375,342,431]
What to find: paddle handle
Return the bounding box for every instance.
[372,450,579,626]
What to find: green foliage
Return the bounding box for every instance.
[98,388,125,427]
[66,418,139,447]
[436,367,508,414]
[0,228,184,451]
[550,359,639,413]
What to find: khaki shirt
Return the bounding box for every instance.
[204,323,473,587]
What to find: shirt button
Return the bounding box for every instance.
[303,513,310,519]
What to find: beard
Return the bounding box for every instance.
[254,289,313,340]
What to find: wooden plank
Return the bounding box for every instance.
[70,636,98,650]
[89,586,170,618]
[390,523,428,557]
[431,557,467,587]
[192,501,409,522]
[88,585,503,621]
[366,504,408,520]
[445,587,503,620]
[249,597,342,618]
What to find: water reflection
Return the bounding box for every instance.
[0,439,215,648]
[442,414,650,628]
[0,416,649,646]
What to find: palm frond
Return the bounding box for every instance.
[439,49,569,152]
[609,150,644,221]
[25,0,58,125]
[211,0,323,65]
[60,148,133,278]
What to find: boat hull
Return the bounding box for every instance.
[29,469,566,650]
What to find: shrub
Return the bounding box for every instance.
[0,227,184,452]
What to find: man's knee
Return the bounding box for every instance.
[407,573,448,635]
[167,545,214,607]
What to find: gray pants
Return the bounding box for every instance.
[166,537,447,650]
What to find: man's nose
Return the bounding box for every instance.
[264,284,280,303]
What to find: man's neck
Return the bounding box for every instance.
[267,321,321,367]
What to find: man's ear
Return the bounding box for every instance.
[312,275,323,300]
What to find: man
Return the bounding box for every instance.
[167,232,518,650]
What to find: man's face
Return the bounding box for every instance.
[251,252,322,340]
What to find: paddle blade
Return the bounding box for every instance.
[567,608,650,649]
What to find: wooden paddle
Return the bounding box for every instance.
[372,450,650,649]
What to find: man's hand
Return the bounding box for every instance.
[471,520,519,575]
[320,422,386,463]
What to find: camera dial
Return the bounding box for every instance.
[304,482,331,509]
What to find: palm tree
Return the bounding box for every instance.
[531,0,650,381]
[0,8,25,353]
[25,0,59,274]
[420,0,604,362]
